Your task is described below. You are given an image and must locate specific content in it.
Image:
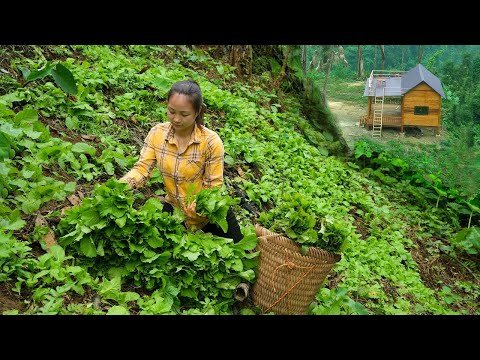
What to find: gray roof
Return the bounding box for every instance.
[363,64,445,98]
[401,63,445,98]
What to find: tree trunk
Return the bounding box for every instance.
[357,45,365,78]
[301,45,309,96]
[229,45,253,80]
[273,45,292,91]
[373,45,377,69]
[309,49,319,71]
[417,45,424,64]
[380,45,385,70]
[301,45,307,77]
[246,45,253,78]
[401,46,405,68]
[321,46,334,104]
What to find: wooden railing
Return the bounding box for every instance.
[359,115,402,127]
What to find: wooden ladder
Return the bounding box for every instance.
[372,86,385,137]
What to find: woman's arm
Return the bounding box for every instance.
[119,126,158,188]
[202,133,224,189]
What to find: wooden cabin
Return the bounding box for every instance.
[360,63,445,136]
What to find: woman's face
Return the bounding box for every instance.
[167,93,197,132]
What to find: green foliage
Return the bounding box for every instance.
[55,178,257,312]
[195,187,239,232]
[449,227,480,255]
[1,45,478,315]
[353,138,480,226]
[339,45,480,76]
[20,61,78,95]
[354,140,374,168]
[0,230,35,282]
[310,287,370,315]
[258,192,347,253]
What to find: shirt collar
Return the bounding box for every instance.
[166,122,202,144]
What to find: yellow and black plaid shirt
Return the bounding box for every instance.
[120,122,224,229]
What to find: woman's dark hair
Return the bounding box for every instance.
[167,79,206,126]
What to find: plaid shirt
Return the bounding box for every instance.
[120,122,224,229]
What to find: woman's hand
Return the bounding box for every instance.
[119,176,137,189]
[184,200,197,218]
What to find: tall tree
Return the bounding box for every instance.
[301,45,310,97]
[380,45,385,70]
[273,45,292,91]
[321,45,335,104]
[301,45,307,77]
[357,45,365,78]
[417,45,424,64]
[309,49,319,71]
[228,45,253,79]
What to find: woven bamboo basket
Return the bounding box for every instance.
[251,224,341,315]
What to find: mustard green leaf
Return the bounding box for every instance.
[21,199,41,214]
[124,292,140,303]
[0,123,22,138]
[233,233,257,251]
[98,277,122,297]
[71,142,96,156]
[224,155,235,165]
[80,208,100,227]
[115,216,127,228]
[23,129,43,139]
[80,237,97,257]
[64,182,77,193]
[14,107,38,124]
[103,162,115,175]
[0,103,15,118]
[239,308,256,315]
[0,93,22,106]
[0,159,12,176]
[107,306,130,315]
[96,239,105,257]
[237,269,255,281]
[182,250,201,261]
[229,258,243,272]
[146,235,164,249]
[0,133,12,160]
[2,217,26,231]
[65,116,79,130]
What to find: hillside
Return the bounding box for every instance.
[0,45,478,315]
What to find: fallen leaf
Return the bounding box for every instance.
[81,134,98,141]
[67,194,81,206]
[35,214,57,251]
[237,166,245,178]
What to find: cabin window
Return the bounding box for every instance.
[414,106,429,115]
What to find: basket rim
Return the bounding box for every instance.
[255,224,341,262]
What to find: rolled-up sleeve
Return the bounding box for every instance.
[120,126,158,188]
[203,133,224,189]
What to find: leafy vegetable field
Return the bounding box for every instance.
[0,45,478,315]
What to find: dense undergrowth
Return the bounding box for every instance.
[0,45,478,315]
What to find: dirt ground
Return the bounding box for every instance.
[327,100,443,151]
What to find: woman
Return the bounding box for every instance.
[119,79,243,243]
